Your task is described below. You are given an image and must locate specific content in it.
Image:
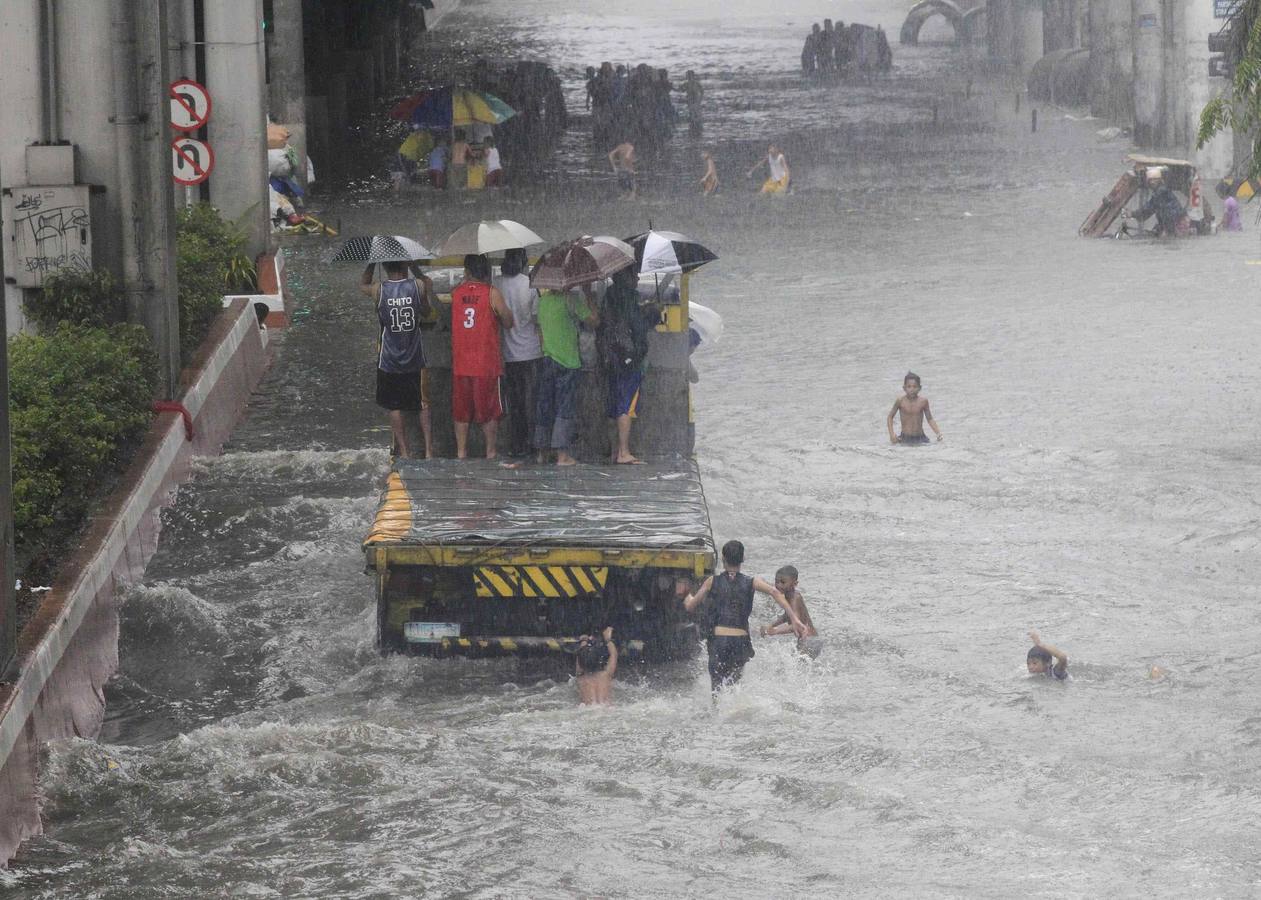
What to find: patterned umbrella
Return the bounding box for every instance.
[624,230,718,276]
[330,235,433,263]
[392,87,517,128]
[529,235,636,291]
[435,220,544,257]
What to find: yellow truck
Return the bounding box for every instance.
[362,267,715,661]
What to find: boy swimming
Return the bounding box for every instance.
[887,371,942,444]
[760,565,822,657]
[575,626,618,704]
[1027,630,1068,680]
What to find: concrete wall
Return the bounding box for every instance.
[0,298,272,865]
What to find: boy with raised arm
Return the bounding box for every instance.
[1027,630,1069,680]
[887,371,942,445]
[759,565,822,657]
[575,626,618,704]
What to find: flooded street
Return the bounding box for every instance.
[6,1,1261,896]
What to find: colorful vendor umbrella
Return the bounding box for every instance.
[435,220,544,257]
[529,235,636,291]
[330,235,433,263]
[393,87,517,129]
[625,229,718,276]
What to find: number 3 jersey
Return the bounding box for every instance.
[377,277,426,373]
[450,281,503,377]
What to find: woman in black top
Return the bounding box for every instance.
[682,540,807,692]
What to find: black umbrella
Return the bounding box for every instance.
[624,230,718,276]
[330,235,433,263]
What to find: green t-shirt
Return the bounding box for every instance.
[537,291,593,369]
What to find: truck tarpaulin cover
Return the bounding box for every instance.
[365,459,714,550]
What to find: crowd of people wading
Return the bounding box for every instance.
[584,63,703,152]
[801,18,893,77]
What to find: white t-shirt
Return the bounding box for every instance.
[486,147,502,173]
[493,273,541,362]
[768,153,787,182]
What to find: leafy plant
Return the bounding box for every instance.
[1199,0,1261,176]
[8,323,158,569]
[24,268,127,332]
[176,203,256,361]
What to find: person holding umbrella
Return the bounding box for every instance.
[450,254,514,459]
[359,259,436,460]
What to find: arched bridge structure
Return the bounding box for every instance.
[900,0,985,45]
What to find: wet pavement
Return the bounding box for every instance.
[4,1,1261,897]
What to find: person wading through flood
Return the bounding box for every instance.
[450,253,514,459]
[681,540,807,693]
[361,260,435,459]
[748,144,790,194]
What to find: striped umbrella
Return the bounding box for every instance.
[624,230,718,276]
[330,235,433,263]
[529,235,635,291]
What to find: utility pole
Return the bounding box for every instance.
[0,243,13,678]
[269,0,308,189]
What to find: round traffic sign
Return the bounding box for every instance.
[171,137,215,185]
[169,79,212,132]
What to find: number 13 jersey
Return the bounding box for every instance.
[377,277,426,373]
[451,280,503,377]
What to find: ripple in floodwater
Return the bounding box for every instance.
[8,0,1261,896]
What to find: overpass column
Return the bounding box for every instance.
[988,0,1016,66]
[1131,0,1164,146]
[269,0,307,189]
[203,0,270,258]
[1012,0,1046,77]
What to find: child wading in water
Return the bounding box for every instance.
[1027,630,1068,680]
[575,627,618,704]
[760,565,822,658]
[887,371,943,444]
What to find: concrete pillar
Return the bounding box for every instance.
[1165,0,1186,149]
[1131,0,1164,146]
[1012,0,1046,77]
[268,0,307,188]
[1088,0,1133,123]
[988,0,1015,66]
[1184,0,1232,173]
[0,0,43,334]
[1045,0,1080,51]
[203,0,269,259]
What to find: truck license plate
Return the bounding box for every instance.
[404,621,460,643]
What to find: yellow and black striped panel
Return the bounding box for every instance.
[439,636,645,655]
[473,565,608,598]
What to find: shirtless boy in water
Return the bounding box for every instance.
[887,371,943,444]
[575,626,618,704]
[760,565,822,657]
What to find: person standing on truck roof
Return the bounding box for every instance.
[494,249,541,459]
[361,260,435,460]
[599,265,655,464]
[535,285,600,465]
[682,540,808,693]
[451,253,514,459]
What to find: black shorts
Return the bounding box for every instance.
[898,432,930,445]
[377,368,422,411]
[707,634,754,692]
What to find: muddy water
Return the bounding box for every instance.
[6,1,1261,897]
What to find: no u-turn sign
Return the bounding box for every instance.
[171,137,215,185]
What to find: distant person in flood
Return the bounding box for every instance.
[887,371,942,444]
[450,254,514,459]
[748,144,790,194]
[759,565,822,658]
[1222,194,1243,231]
[484,137,504,187]
[684,70,704,136]
[700,151,719,196]
[427,136,448,189]
[1027,630,1068,680]
[575,626,618,705]
[681,540,807,693]
[609,141,638,198]
[360,260,435,459]
[1127,167,1185,237]
[450,129,470,189]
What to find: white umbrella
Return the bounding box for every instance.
[687,301,723,349]
[435,219,544,257]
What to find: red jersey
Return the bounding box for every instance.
[450,281,503,377]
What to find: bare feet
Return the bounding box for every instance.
[556,452,578,466]
[615,454,643,464]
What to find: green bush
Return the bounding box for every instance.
[23,268,127,332]
[9,323,158,566]
[176,203,256,361]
